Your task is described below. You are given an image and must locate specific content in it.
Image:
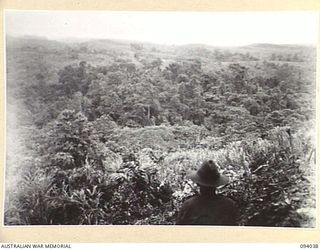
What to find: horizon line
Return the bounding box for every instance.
[6,34,317,48]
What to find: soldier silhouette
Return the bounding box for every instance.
[176,160,238,225]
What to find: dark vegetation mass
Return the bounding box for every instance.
[4,37,316,226]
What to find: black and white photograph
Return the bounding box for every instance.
[4,10,318,227]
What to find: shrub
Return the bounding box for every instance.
[4,127,314,226]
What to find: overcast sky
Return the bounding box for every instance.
[5,11,319,46]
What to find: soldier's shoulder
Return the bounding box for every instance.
[217,195,236,206]
[181,195,200,207]
[184,195,199,202]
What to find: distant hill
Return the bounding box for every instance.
[248,43,315,49]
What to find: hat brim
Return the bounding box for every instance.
[187,170,229,187]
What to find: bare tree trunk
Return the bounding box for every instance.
[147,105,150,124]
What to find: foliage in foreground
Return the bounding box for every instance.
[4,126,315,226]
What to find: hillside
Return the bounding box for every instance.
[4,36,316,226]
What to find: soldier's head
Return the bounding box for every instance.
[187,160,229,188]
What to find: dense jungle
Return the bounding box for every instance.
[4,36,317,226]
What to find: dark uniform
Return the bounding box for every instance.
[177,160,238,225]
[176,194,238,225]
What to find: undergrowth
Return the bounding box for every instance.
[4,126,315,226]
